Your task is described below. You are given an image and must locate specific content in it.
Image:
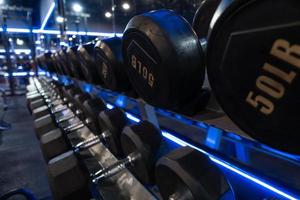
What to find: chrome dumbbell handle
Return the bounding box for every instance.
[64,117,92,133]
[73,130,111,152]
[92,151,141,184]
[56,112,76,123]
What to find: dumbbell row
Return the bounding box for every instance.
[35,0,300,155]
[27,77,233,200]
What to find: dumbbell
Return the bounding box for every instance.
[122,9,210,115]
[194,0,300,154]
[41,104,128,162]
[53,51,68,76]
[50,52,64,75]
[66,46,86,81]
[40,96,103,162]
[58,48,74,78]
[34,86,87,139]
[46,108,130,199]
[92,120,162,185]
[38,93,97,161]
[77,41,103,85]
[47,150,91,200]
[156,146,232,200]
[94,37,135,95]
[31,85,78,120]
[27,83,61,114]
[29,82,64,114]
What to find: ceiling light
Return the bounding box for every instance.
[105,11,112,18]
[0,0,4,4]
[16,39,24,46]
[56,16,64,23]
[122,2,130,10]
[73,3,83,13]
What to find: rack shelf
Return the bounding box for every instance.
[49,74,300,200]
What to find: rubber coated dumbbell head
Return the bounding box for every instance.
[67,46,86,81]
[82,98,106,132]
[122,9,207,114]
[54,52,68,76]
[121,120,162,184]
[204,0,300,154]
[47,151,90,200]
[98,107,129,156]
[58,48,74,78]
[192,0,222,39]
[78,42,102,85]
[40,128,68,162]
[94,37,132,92]
[63,86,82,103]
[73,92,91,112]
[156,147,231,200]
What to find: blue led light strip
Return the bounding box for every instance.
[40,2,56,30]
[0,28,123,37]
[104,103,299,200]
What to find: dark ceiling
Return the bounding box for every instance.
[59,0,202,32]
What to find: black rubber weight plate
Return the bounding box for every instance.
[193,0,222,39]
[207,0,300,154]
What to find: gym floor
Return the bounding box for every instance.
[0,95,52,199]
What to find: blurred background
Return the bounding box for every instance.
[0,0,202,94]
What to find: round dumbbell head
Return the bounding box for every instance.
[50,53,61,75]
[98,108,128,156]
[121,120,161,184]
[192,0,221,39]
[67,46,85,81]
[123,10,205,112]
[54,52,67,76]
[78,42,102,85]
[94,37,131,92]
[156,147,231,200]
[206,0,300,154]
[59,48,74,78]
[73,92,91,111]
[82,98,106,131]
[63,86,82,102]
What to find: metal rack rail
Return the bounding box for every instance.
[48,73,300,200]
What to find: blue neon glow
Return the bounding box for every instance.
[0,49,31,54]
[106,103,114,109]
[38,72,46,76]
[12,72,27,76]
[15,49,31,55]
[205,127,222,149]
[40,2,56,30]
[83,84,93,93]
[209,156,298,200]
[115,95,126,108]
[7,28,31,33]
[124,112,299,200]
[260,144,300,161]
[162,130,299,200]
[59,41,69,47]
[46,75,300,199]
[33,29,60,34]
[125,113,140,122]
[52,75,59,81]
[0,27,123,37]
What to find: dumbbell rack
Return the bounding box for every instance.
[47,73,300,200]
